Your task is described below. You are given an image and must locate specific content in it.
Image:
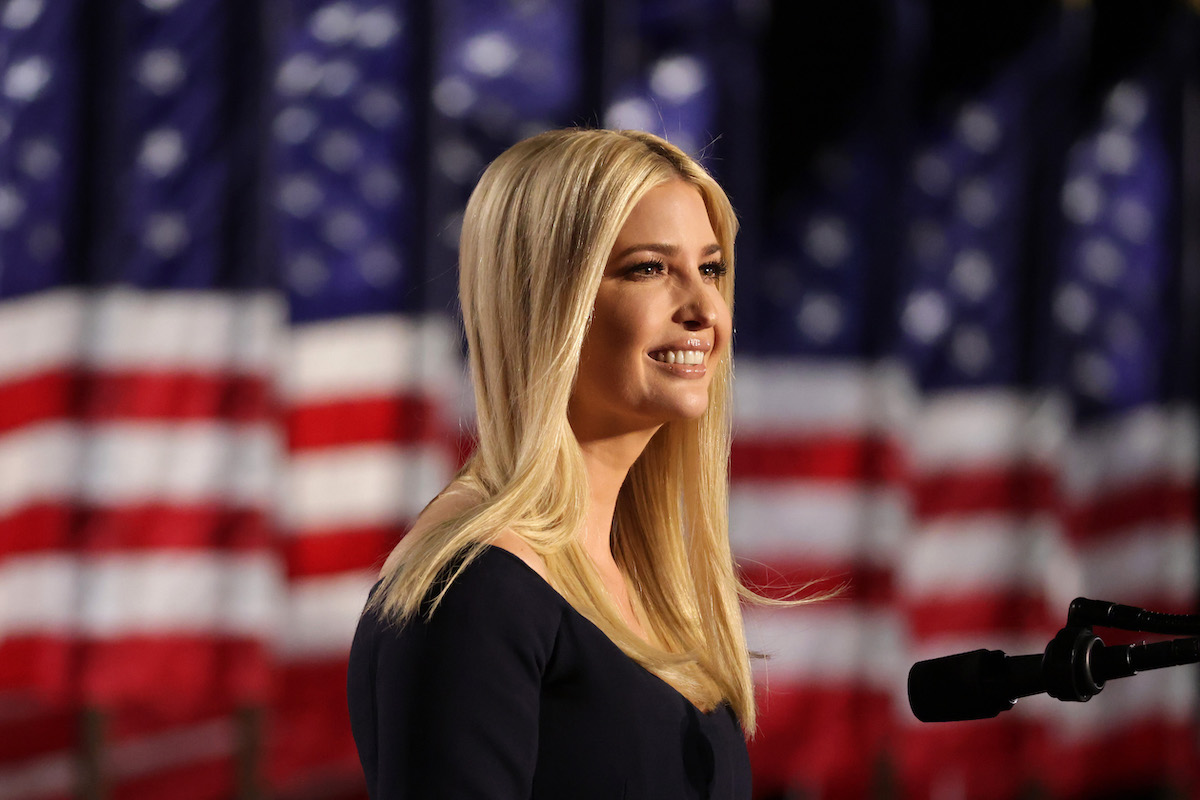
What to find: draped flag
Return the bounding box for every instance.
[1,0,282,797]
[738,3,1199,799]
[0,1,1196,799]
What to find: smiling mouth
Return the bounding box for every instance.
[649,349,705,365]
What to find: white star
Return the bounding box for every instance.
[795,293,843,343]
[27,222,61,261]
[143,213,190,258]
[1112,197,1152,243]
[436,140,483,184]
[317,129,363,173]
[323,210,368,250]
[274,107,319,145]
[318,60,359,98]
[956,103,1002,154]
[650,55,706,104]
[950,249,994,302]
[356,7,402,48]
[604,97,657,133]
[956,177,999,228]
[1080,237,1124,286]
[4,57,52,101]
[1073,351,1115,399]
[19,138,60,180]
[464,32,519,78]
[139,128,187,178]
[951,325,992,375]
[311,2,357,45]
[913,151,953,197]
[360,167,401,208]
[276,54,322,97]
[138,49,187,95]
[356,87,403,128]
[1104,81,1148,129]
[803,215,851,268]
[278,174,324,218]
[360,244,401,287]
[902,290,950,344]
[433,77,475,118]
[1061,176,1104,225]
[0,185,26,228]
[1054,283,1095,334]
[3,0,43,29]
[288,252,328,295]
[141,0,183,12]
[1096,130,1139,175]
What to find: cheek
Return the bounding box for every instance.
[712,294,734,360]
[589,295,653,356]
[577,308,643,383]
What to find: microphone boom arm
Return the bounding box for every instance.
[1067,597,1200,636]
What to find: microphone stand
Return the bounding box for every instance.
[908,597,1200,722]
[1041,598,1200,704]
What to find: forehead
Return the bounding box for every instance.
[612,180,717,247]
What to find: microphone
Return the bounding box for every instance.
[908,649,1042,722]
[909,634,1200,722]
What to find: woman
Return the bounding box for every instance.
[348,128,755,798]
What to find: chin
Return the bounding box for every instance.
[661,397,711,422]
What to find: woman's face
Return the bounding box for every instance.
[569,179,732,441]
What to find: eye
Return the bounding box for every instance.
[701,260,728,280]
[626,259,667,278]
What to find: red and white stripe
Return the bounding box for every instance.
[0,288,283,792]
[2,298,1194,797]
[269,312,463,789]
[731,357,1197,799]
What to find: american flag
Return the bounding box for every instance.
[736,3,1199,799]
[0,1,1196,799]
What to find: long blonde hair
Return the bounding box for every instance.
[371,128,758,730]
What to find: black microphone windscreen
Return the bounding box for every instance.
[908,649,1019,722]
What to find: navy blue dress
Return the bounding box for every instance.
[347,545,752,799]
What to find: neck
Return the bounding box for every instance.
[575,427,658,567]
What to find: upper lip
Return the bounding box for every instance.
[648,339,712,354]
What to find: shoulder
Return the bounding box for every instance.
[390,480,551,583]
[356,545,565,683]
[488,530,550,583]
[432,545,562,622]
[360,480,561,660]
[364,544,565,643]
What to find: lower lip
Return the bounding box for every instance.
[648,356,707,377]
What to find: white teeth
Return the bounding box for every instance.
[652,350,704,365]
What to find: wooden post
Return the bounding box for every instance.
[235,706,264,800]
[77,707,106,800]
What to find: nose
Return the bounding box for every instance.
[675,281,719,331]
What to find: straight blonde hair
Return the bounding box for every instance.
[371,128,760,730]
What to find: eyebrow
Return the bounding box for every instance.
[611,242,723,260]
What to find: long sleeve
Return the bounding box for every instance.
[347,551,563,799]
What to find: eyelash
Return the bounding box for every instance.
[627,259,728,280]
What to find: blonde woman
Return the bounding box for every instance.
[348,128,755,799]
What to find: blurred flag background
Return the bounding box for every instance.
[0,1,1197,799]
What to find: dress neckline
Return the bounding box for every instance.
[476,543,729,720]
